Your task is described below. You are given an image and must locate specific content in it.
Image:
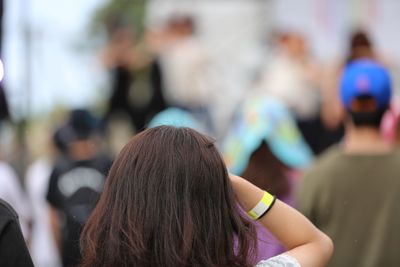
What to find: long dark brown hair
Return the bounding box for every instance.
[80,126,256,267]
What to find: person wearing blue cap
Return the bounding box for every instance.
[297,59,400,266]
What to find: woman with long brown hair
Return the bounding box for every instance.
[80,126,332,267]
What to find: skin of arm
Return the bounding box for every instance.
[230,174,333,267]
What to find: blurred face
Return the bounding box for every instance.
[286,34,306,58]
[111,27,134,47]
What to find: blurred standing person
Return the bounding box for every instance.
[0,124,31,242]
[144,27,170,121]
[158,16,215,134]
[346,30,376,62]
[101,24,138,129]
[222,96,313,261]
[46,109,112,267]
[255,32,322,153]
[297,60,400,266]
[320,30,379,151]
[0,159,31,240]
[102,23,168,133]
[25,128,69,267]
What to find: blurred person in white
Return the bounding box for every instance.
[0,158,31,241]
[25,127,69,267]
[297,60,400,266]
[256,32,320,122]
[255,32,324,153]
[158,15,215,134]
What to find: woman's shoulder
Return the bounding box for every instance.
[255,254,300,267]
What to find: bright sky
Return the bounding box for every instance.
[3,0,108,119]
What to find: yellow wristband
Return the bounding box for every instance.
[247,191,276,220]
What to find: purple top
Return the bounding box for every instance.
[253,172,298,262]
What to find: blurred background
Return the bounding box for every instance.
[3,0,400,155]
[1,0,400,266]
[3,0,400,157]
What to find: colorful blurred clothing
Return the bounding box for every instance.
[222,96,312,260]
[223,96,312,174]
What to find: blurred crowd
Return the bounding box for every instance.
[1,9,400,267]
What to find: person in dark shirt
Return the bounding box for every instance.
[102,24,168,132]
[46,109,112,267]
[0,198,34,267]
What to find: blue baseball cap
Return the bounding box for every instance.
[222,97,313,175]
[340,59,392,110]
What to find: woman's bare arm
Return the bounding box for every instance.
[230,174,333,267]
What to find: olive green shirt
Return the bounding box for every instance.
[297,146,400,267]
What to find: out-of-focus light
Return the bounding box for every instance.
[0,60,4,82]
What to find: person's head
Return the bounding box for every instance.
[54,109,102,159]
[286,33,306,58]
[241,142,290,197]
[340,59,392,129]
[106,18,135,40]
[167,15,195,37]
[80,126,256,267]
[347,30,374,63]
[222,97,313,197]
[274,31,307,58]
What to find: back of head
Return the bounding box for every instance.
[340,59,392,128]
[80,126,256,267]
[68,109,100,141]
[241,142,290,198]
[168,15,196,36]
[347,30,374,62]
[54,109,100,146]
[53,109,102,160]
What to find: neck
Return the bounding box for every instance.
[343,124,392,154]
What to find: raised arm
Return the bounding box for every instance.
[230,174,333,267]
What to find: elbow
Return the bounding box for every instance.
[318,233,334,264]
